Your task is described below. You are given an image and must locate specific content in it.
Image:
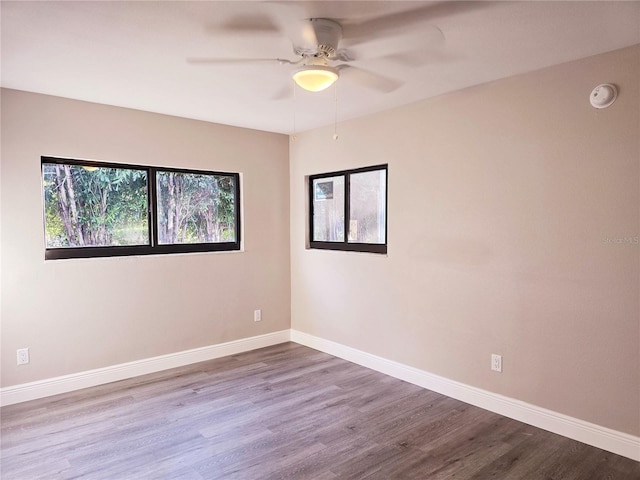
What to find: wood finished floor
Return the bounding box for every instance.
[1,342,639,479]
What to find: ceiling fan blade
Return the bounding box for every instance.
[337,65,403,93]
[346,26,445,63]
[335,49,355,62]
[266,2,318,51]
[202,4,316,53]
[187,57,297,66]
[382,48,461,67]
[208,14,282,35]
[343,1,487,44]
[271,83,293,101]
[284,17,319,52]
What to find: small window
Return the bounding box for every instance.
[155,170,238,245]
[42,157,241,259]
[309,164,387,254]
[42,162,150,249]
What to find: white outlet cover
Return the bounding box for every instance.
[491,354,502,372]
[17,348,30,365]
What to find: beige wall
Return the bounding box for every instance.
[290,45,640,436]
[2,45,638,438]
[1,89,290,387]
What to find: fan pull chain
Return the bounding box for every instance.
[333,82,339,140]
[292,80,298,141]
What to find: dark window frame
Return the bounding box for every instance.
[42,156,241,260]
[309,164,388,254]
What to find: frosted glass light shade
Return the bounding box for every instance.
[293,66,339,92]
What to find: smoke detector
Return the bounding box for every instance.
[590,84,617,109]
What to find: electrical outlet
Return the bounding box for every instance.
[491,354,502,373]
[17,348,29,365]
[254,309,262,322]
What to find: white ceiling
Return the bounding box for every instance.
[2,1,639,135]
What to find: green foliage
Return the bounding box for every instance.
[44,197,67,247]
[156,171,236,244]
[43,164,148,247]
[43,163,236,249]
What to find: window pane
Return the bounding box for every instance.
[348,169,386,244]
[42,163,149,248]
[312,175,345,242]
[156,171,236,244]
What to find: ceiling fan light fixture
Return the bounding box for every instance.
[293,65,339,92]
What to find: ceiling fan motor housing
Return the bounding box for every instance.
[297,18,343,58]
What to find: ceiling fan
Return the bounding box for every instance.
[187,3,462,96]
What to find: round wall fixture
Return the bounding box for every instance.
[590,84,617,109]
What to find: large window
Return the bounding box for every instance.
[309,164,387,254]
[41,157,240,259]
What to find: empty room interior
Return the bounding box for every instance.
[1,1,639,479]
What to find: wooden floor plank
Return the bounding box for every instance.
[1,342,638,479]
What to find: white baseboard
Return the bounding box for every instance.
[2,328,638,461]
[0,330,291,407]
[290,329,640,462]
